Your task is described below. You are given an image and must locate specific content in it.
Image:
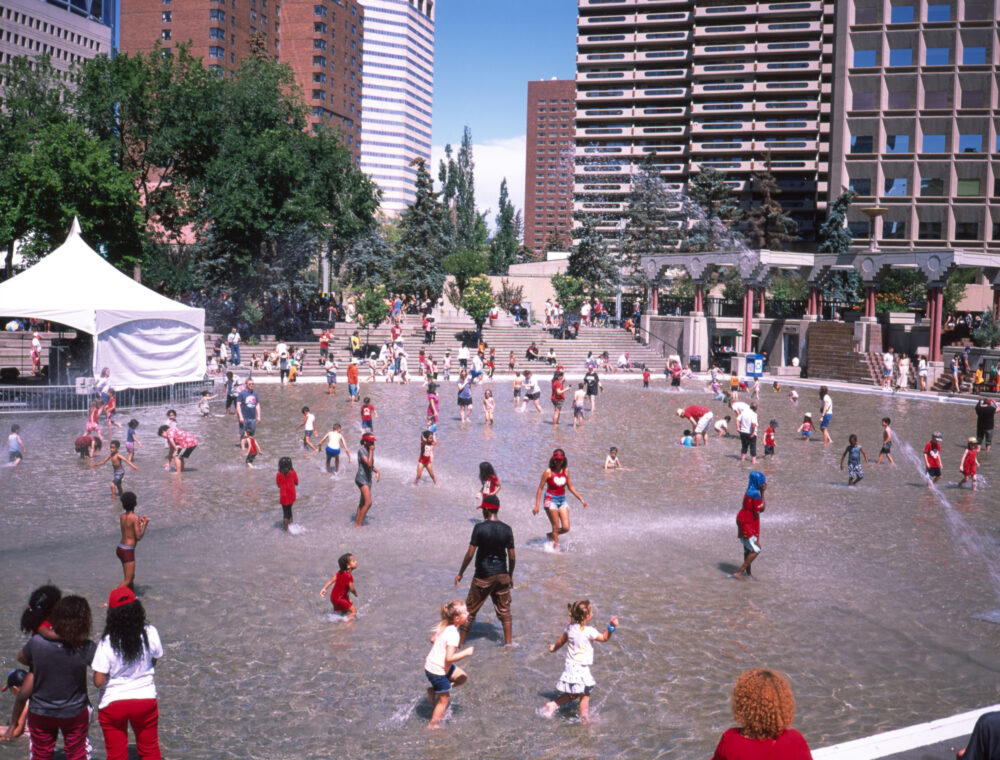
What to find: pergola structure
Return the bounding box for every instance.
[641,249,1000,362]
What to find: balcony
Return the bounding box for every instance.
[577,51,636,65]
[692,62,752,77]
[753,138,818,152]
[753,100,819,113]
[694,4,755,19]
[757,20,822,37]
[576,106,632,121]
[690,120,748,134]
[637,10,691,25]
[691,139,753,153]
[576,70,633,84]
[690,159,754,172]
[693,81,753,96]
[577,33,634,47]
[756,118,818,132]
[693,42,754,58]
[635,30,691,45]
[760,39,821,56]
[692,24,754,40]
[691,101,751,115]
[634,101,690,118]
[634,123,689,137]
[633,88,692,101]
[637,68,689,81]
[579,14,637,29]
[636,44,693,61]
[764,0,823,15]
[579,88,632,101]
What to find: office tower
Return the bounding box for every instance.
[0,0,113,79]
[575,0,835,243]
[359,0,434,215]
[831,0,1000,250]
[525,79,576,255]
[118,0,363,160]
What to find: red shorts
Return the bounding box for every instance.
[331,596,352,612]
[418,455,432,465]
[116,545,135,564]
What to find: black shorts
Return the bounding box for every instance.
[740,433,757,457]
[763,445,774,456]
[879,442,892,454]
[528,392,540,401]
[457,396,472,407]
[927,466,942,477]
[513,388,521,397]
[671,376,681,386]
[977,429,993,447]
[281,504,292,520]
[226,395,237,410]
[177,446,196,459]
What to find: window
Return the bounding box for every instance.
[924,90,951,109]
[161,29,171,41]
[957,178,982,195]
[210,8,225,20]
[993,222,1000,240]
[209,46,224,58]
[312,72,325,83]
[853,49,877,67]
[314,4,327,15]
[962,90,985,108]
[927,4,951,21]
[959,134,983,153]
[848,221,869,237]
[312,55,326,67]
[884,177,909,196]
[919,221,943,238]
[313,39,326,49]
[955,222,979,240]
[883,220,906,239]
[855,7,878,23]
[923,134,947,152]
[890,5,914,22]
[889,48,913,66]
[925,47,950,65]
[849,177,872,194]
[853,92,877,109]
[209,27,225,39]
[962,47,987,65]
[161,11,171,22]
[886,134,910,153]
[921,177,945,195]
[315,22,326,32]
[888,91,913,109]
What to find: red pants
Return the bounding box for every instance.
[98,699,161,760]
[28,707,90,760]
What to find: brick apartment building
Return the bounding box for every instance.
[525,78,575,255]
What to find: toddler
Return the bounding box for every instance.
[959,437,980,490]
[604,447,622,470]
[797,413,813,440]
[321,553,358,620]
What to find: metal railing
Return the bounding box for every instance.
[0,379,215,414]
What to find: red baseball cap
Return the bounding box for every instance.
[108,587,136,609]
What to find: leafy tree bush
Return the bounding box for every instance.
[550,273,587,315]
[494,278,524,314]
[971,309,1000,348]
[461,275,495,340]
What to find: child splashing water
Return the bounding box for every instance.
[533,449,587,551]
[423,600,474,729]
[542,599,618,722]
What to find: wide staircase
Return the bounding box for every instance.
[0,331,73,380]
[204,314,669,377]
[805,322,876,385]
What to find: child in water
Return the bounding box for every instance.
[125,419,141,462]
[414,430,437,485]
[840,434,868,486]
[317,423,350,474]
[297,407,318,452]
[424,600,474,729]
[482,389,496,426]
[924,432,943,486]
[276,456,298,532]
[541,599,619,723]
[604,447,622,470]
[714,415,732,438]
[733,471,766,579]
[321,553,358,621]
[198,390,218,417]
[92,440,139,498]
[8,424,24,466]
[476,461,500,510]
[533,449,588,551]
[877,417,894,465]
[680,430,694,447]
[959,437,980,490]
[763,420,777,459]
[241,430,262,468]
[797,413,813,440]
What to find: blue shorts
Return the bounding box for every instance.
[361,420,373,431]
[348,383,359,397]
[821,413,832,429]
[740,536,761,554]
[326,373,337,384]
[544,492,567,510]
[425,664,456,694]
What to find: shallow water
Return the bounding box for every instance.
[1,379,999,758]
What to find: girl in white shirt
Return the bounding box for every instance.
[423,600,473,729]
[92,587,163,760]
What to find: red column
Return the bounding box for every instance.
[650,286,659,314]
[757,287,766,316]
[932,286,944,363]
[806,286,817,316]
[926,290,937,362]
[742,285,753,353]
[864,286,877,318]
[694,282,704,313]
[816,291,824,320]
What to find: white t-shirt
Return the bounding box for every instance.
[822,394,833,415]
[714,418,729,432]
[730,401,750,419]
[91,625,163,709]
[458,346,470,361]
[424,624,459,675]
[304,412,316,431]
[883,352,893,371]
[563,624,600,666]
[738,409,758,435]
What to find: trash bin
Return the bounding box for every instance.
[688,355,702,373]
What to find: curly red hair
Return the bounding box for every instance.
[731,668,796,740]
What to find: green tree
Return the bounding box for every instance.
[971,309,1000,348]
[460,275,496,341]
[443,249,489,308]
[622,155,681,284]
[489,179,519,274]
[943,268,977,316]
[343,229,395,290]
[396,158,452,295]
[544,229,567,254]
[818,189,856,253]
[568,216,617,297]
[685,168,743,252]
[354,285,390,351]
[877,270,926,313]
[745,157,797,250]
[550,273,587,315]
[439,126,483,254]
[768,272,808,301]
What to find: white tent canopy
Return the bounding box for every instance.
[0,220,206,388]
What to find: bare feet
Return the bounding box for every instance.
[542,701,557,718]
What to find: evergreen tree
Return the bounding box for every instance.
[972,309,1000,348]
[396,158,452,296]
[817,189,856,253]
[685,168,743,252]
[544,229,566,254]
[568,216,617,297]
[438,126,480,253]
[622,156,682,284]
[745,157,797,250]
[489,179,519,274]
[343,229,394,290]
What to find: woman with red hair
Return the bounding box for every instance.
[713,668,812,759]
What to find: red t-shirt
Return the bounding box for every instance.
[924,441,941,466]
[713,727,811,760]
[331,570,352,602]
[361,404,374,421]
[764,427,775,446]
[551,379,566,403]
[319,333,329,348]
[736,494,764,539]
[643,370,651,382]
[276,470,298,506]
[347,364,359,384]
[683,405,710,420]
[247,437,260,455]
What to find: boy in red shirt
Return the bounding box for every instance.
[924,431,943,486]
[763,419,777,459]
[321,553,358,621]
[642,369,651,388]
[275,456,298,532]
[733,472,766,579]
[361,397,377,432]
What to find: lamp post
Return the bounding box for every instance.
[859,206,888,253]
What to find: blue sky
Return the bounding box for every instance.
[430,0,577,222]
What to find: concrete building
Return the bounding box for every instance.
[119,0,363,160]
[830,0,1000,251]
[358,0,434,216]
[0,0,113,79]
[524,79,576,255]
[575,0,835,243]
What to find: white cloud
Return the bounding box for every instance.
[431,135,526,234]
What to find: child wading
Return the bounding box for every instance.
[317,424,350,474]
[354,433,379,527]
[423,600,474,729]
[541,599,618,722]
[877,417,894,464]
[321,553,359,620]
[733,471,766,579]
[93,440,139,498]
[533,448,587,551]
[959,437,980,490]
[924,431,943,486]
[275,457,298,532]
[840,434,868,486]
[414,430,437,485]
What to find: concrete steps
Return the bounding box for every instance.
[805,322,875,385]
